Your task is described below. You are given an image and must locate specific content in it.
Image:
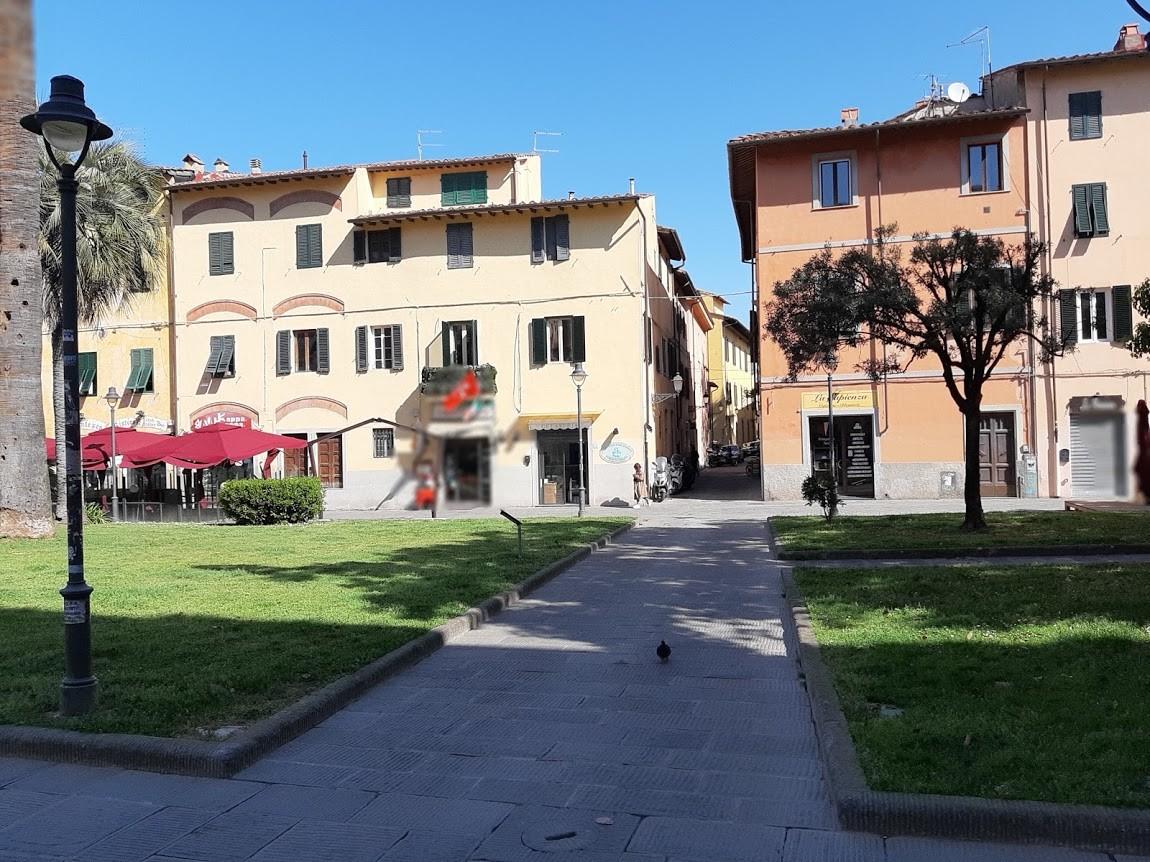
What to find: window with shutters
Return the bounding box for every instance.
[208,232,234,276]
[206,335,235,378]
[353,228,402,264]
[295,223,323,268]
[1069,91,1103,141]
[1072,183,1110,237]
[294,329,319,372]
[530,215,571,263]
[440,171,487,206]
[1059,287,1133,344]
[78,352,97,396]
[1069,289,1112,343]
[446,222,474,269]
[963,139,1004,194]
[529,316,586,365]
[372,325,404,370]
[373,427,395,458]
[386,177,411,208]
[813,153,854,209]
[126,348,154,393]
[443,320,477,366]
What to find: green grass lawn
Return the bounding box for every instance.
[796,562,1150,807]
[772,510,1150,556]
[0,517,629,738]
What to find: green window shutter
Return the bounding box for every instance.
[446,223,462,268]
[276,330,292,375]
[387,177,411,207]
[1072,185,1092,236]
[353,230,366,264]
[295,225,309,267]
[468,320,478,366]
[388,227,402,262]
[1090,183,1110,235]
[441,321,451,366]
[470,172,487,204]
[441,173,456,206]
[127,349,154,392]
[221,232,234,274]
[218,336,235,376]
[126,348,140,389]
[78,352,96,395]
[391,324,404,371]
[571,316,586,362]
[316,328,330,374]
[459,223,473,267]
[308,224,322,266]
[1085,91,1103,139]
[1112,285,1134,342]
[530,318,547,365]
[355,326,368,373]
[530,218,546,263]
[209,233,222,275]
[1068,92,1086,140]
[207,336,224,376]
[955,286,972,321]
[1004,296,1027,333]
[553,215,570,261]
[1059,290,1079,344]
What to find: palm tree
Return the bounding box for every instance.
[0,0,54,538]
[40,141,167,518]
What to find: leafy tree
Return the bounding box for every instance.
[40,141,166,518]
[1129,278,1150,359]
[0,0,54,538]
[766,226,1066,530]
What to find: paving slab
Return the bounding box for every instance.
[156,811,299,861]
[229,783,375,821]
[249,821,405,861]
[781,828,885,862]
[81,806,216,862]
[351,791,514,836]
[0,794,155,857]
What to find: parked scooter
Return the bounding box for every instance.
[651,457,670,502]
[668,454,686,495]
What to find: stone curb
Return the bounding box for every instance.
[0,521,635,778]
[780,564,1150,855]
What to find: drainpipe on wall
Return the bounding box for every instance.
[1041,66,1061,497]
[634,190,653,484]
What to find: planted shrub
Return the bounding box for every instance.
[219,477,324,525]
[801,475,841,521]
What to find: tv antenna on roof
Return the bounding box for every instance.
[416,130,444,161]
[948,25,993,80]
[532,130,562,154]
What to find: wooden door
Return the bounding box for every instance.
[282,433,309,478]
[978,414,1016,497]
[316,436,343,489]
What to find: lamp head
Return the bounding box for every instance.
[672,373,684,394]
[570,362,588,388]
[104,386,120,408]
[21,75,112,157]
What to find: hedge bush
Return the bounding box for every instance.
[219,477,324,525]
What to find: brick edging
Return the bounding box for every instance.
[0,521,635,778]
[781,566,1150,855]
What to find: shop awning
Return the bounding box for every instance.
[521,412,601,431]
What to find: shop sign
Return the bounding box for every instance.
[430,397,495,423]
[600,442,634,464]
[801,390,874,410]
[192,411,252,431]
[1071,396,1124,414]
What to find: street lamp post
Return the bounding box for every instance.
[570,363,588,516]
[22,76,112,717]
[1127,0,1150,24]
[104,387,120,520]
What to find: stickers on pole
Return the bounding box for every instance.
[63,599,86,625]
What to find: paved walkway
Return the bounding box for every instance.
[0,485,1140,860]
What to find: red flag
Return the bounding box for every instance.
[443,369,480,413]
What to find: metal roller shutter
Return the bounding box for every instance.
[1069,412,1125,499]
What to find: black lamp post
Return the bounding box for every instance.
[22,75,112,717]
[570,363,588,516]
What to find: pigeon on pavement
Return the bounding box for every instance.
[656,640,671,663]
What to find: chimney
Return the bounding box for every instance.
[182,153,203,176]
[628,177,636,195]
[840,107,860,128]
[302,149,309,169]
[213,157,230,174]
[567,190,575,200]
[249,158,262,174]
[1114,23,1145,53]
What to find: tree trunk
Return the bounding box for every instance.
[0,0,54,538]
[52,328,67,521]
[962,402,987,531]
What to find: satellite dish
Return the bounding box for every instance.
[947,81,972,103]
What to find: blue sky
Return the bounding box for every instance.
[35,1,1132,317]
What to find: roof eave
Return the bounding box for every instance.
[348,195,645,226]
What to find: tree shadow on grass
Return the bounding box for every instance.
[191,519,626,619]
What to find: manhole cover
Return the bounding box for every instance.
[521,822,597,853]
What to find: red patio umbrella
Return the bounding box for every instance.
[124,424,306,469]
[45,436,109,471]
[81,427,172,459]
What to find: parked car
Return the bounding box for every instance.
[722,444,743,464]
[741,440,760,460]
